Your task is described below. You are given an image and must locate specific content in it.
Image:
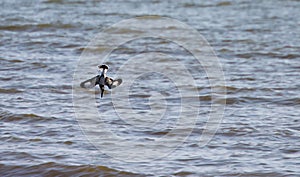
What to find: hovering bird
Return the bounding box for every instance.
[80,64,122,98]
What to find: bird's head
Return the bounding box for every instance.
[98,64,109,73]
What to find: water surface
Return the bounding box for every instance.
[0,0,299,176]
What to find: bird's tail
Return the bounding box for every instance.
[100,85,104,98]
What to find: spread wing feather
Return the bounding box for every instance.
[105,77,122,89]
[80,76,99,89]
[80,76,122,90]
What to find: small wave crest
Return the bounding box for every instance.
[0,162,143,177]
[0,88,23,94]
[0,23,75,32]
[0,110,55,123]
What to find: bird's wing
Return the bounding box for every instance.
[80,76,99,89]
[105,77,122,89]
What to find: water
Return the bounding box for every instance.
[1,0,300,176]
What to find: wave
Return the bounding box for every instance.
[0,88,23,94]
[183,1,231,8]
[235,52,300,59]
[0,23,75,32]
[0,110,56,123]
[0,162,144,177]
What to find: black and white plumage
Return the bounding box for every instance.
[80,64,122,98]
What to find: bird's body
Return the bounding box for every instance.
[97,65,107,97]
[80,64,122,98]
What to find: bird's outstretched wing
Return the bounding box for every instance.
[80,76,99,89]
[105,77,122,89]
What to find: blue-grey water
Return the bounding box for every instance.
[1,0,300,176]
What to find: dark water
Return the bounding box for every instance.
[1,0,300,176]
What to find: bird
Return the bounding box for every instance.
[80,64,122,98]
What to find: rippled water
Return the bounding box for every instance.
[1,0,300,176]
